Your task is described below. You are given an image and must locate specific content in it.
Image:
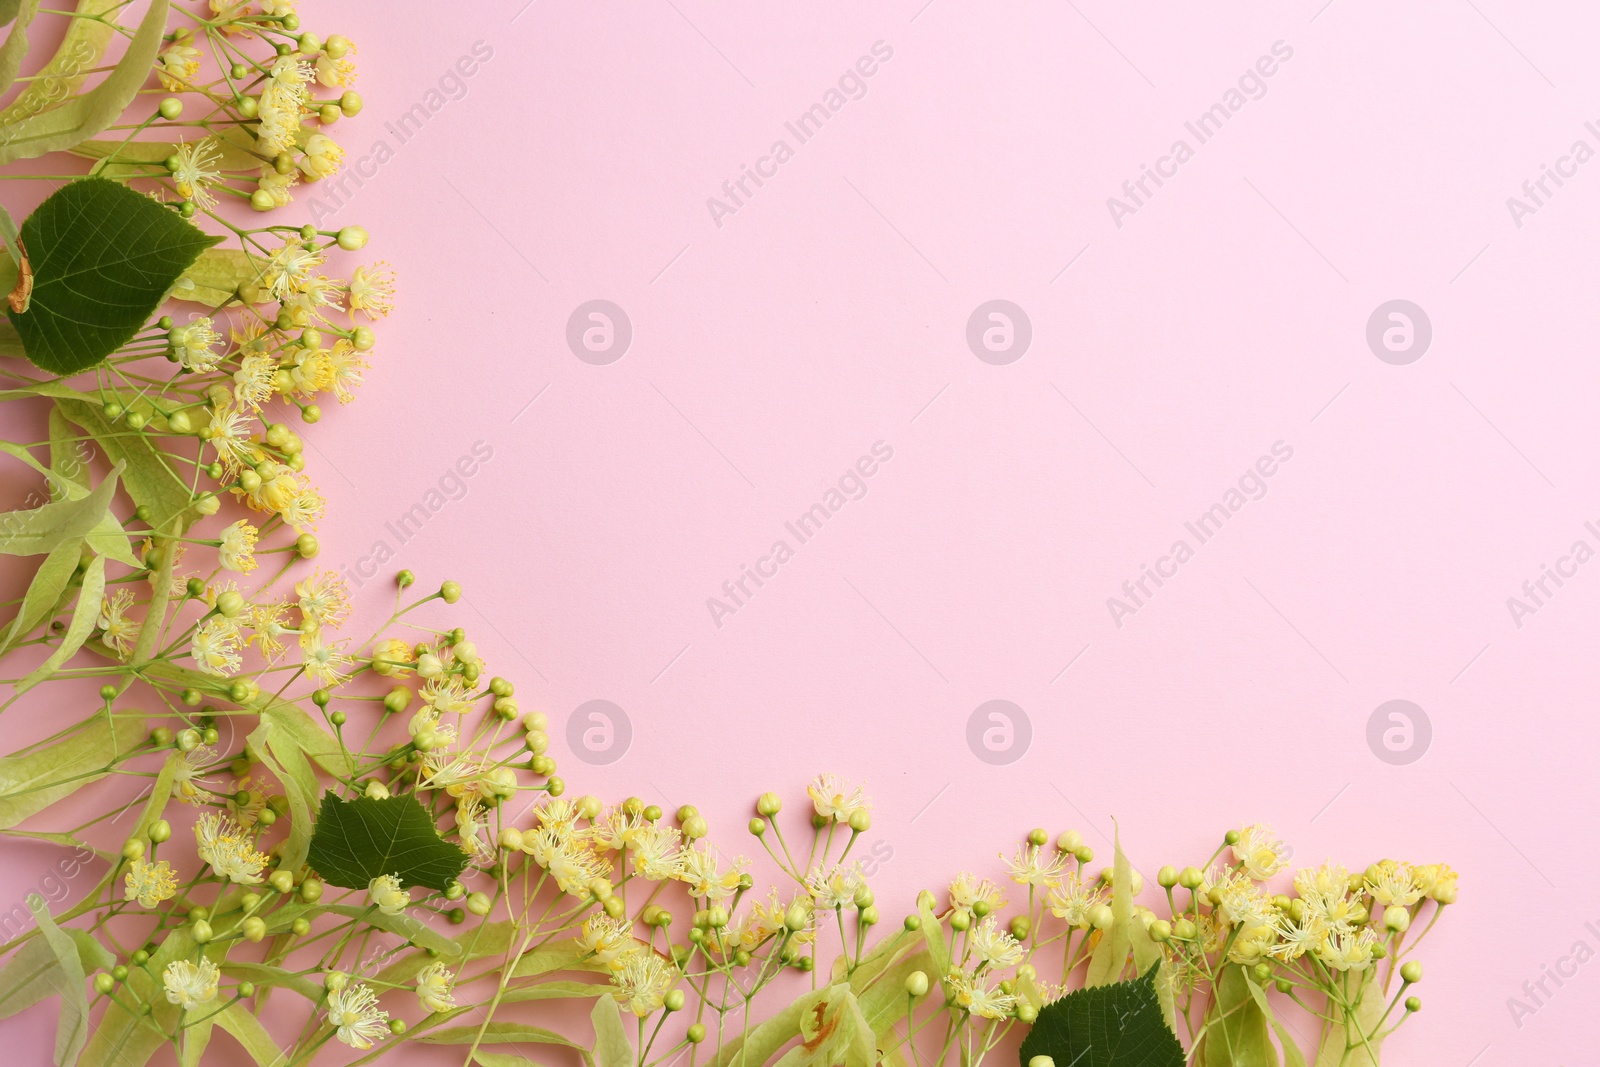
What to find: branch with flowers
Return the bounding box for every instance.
[0,2,1457,1066]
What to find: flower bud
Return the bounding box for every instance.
[1400,961,1422,984]
[905,970,929,997]
[756,792,782,816]
[243,916,267,942]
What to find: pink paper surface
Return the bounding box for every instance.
[5,1,1598,1062]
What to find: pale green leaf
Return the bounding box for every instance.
[472,1054,548,1067]
[170,246,272,306]
[180,1018,213,1067]
[246,718,318,872]
[501,979,610,1003]
[1201,966,1277,1067]
[0,0,168,164]
[0,1,39,93]
[28,895,90,1066]
[320,904,463,957]
[591,992,633,1067]
[1312,973,1385,1067]
[214,1002,289,1067]
[0,709,144,828]
[418,1022,593,1062]
[47,405,88,491]
[0,461,118,555]
[0,0,112,127]
[773,984,874,1067]
[916,894,949,978]
[58,397,195,535]
[0,538,80,656]
[13,551,103,694]
[1086,823,1136,987]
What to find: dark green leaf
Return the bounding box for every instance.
[306,791,469,892]
[9,177,220,375]
[1018,963,1185,1067]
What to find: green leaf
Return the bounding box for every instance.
[501,980,610,1004]
[591,993,633,1067]
[0,709,144,828]
[1200,966,1277,1067]
[0,0,24,26]
[306,791,470,892]
[28,895,91,1066]
[0,0,169,164]
[1018,963,1185,1067]
[9,176,219,374]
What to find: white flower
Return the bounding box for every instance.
[1004,843,1066,887]
[297,132,344,181]
[163,958,219,1011]
[805,863,865,910]
[1231,824,1290,880]
[807,773,870,821]
[611,954,674,1017]
[579,915,638,970]
[368,873,409,915]
[194,812,268,884]
[327,980,389,1049]
[415,961,456,1014]
[171,139,222,210]
[192,616,242,676]
[968,916,1024,967]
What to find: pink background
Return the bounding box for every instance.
[9,0,1600,1062]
